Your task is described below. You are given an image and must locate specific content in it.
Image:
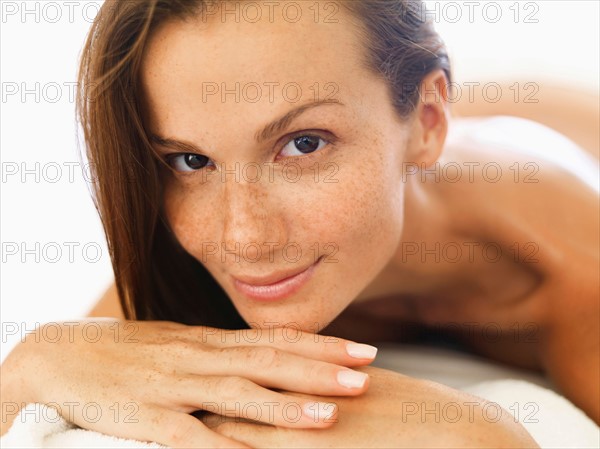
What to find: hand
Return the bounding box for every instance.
[1,320,377,448]
[205,366,540,448]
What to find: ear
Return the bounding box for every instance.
[405,69,449,167]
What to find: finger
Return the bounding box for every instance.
[176,375,340,428]
[64,402,249,448]
[187,346,371,396]
[191,326,378,366]
[213,421,280,449]
[118,405,251,449]
[200,412,259,429]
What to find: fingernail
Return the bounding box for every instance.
[303,402,337,421]
[337,370,368,389]
[346,342,378,359]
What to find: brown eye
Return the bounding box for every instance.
[167,153,212,172]
[295,136,321,153]
[280,135,328,157]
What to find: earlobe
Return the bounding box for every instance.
[406,69,449,168]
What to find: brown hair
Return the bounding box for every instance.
[76,0,451,327]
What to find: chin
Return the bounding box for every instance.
[235,302,343,335]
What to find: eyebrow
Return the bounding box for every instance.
[149,98,344,153]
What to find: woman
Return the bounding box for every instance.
[1,0,597,447]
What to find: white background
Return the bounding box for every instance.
[1,0,599,362]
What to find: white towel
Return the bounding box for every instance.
[462,380,599,448]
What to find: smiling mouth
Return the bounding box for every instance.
[231,256,323,302]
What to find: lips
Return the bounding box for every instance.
[232,256,323,302]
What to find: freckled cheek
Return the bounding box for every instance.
[299,160,404,264]
[162,183,222,257]
[160,159,403,269]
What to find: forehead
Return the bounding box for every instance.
[139,2,375,134]
[141,2,366,81]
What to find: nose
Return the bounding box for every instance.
[220,175,287,263]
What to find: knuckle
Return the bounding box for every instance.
[147,335,195,356]
[219,376,253,396]
[200,326,228,346]
[143,367,169,386]
[167,338,195,354]
[248,346,281,368]
[161,414,199,447]
[305,360,329,382]
[215,420,238,435]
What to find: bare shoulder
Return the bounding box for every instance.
[442,115,598,193]
[439,116,600,423]
[437,114,599,284]
[438,115,598,219]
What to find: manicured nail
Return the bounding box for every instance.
[337,370,368,389]
[346,342,378,359]
[303,402,337,421]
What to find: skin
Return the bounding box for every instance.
[140,0,599,422]
[2,1,597,447]
[141,9,410,334]
[200,366,540,448]
[143,0,599,424]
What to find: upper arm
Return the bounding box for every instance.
[87,282,125,320]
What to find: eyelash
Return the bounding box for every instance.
[163,130,335,173]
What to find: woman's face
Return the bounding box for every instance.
[140,3,415,331]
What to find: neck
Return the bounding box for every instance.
[354,172,456,303]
